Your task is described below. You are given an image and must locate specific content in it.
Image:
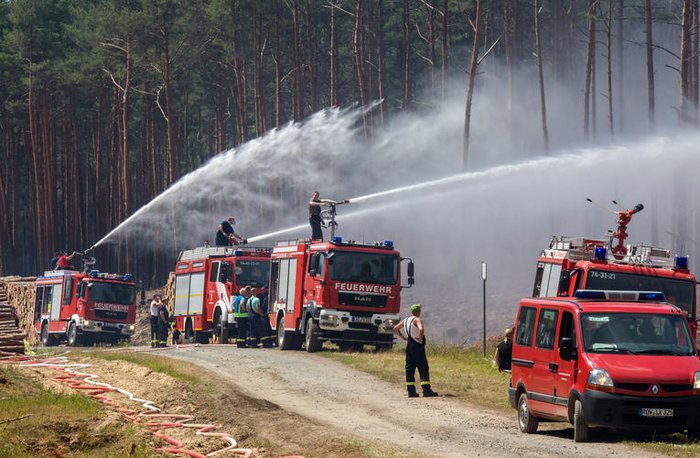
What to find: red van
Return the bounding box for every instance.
[509,290,700,442]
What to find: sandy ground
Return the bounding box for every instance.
[150,344,664,458]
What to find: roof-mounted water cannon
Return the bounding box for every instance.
[320,199,350,239]
[611,203,644,259]
[81,247,97,273]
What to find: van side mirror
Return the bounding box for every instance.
[559,337,578,361]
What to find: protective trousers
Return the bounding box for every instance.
[157,319,169,347]
[236,317,249,348]
[248,313,263,347]
[405,335,432,395]
[149,316,159,347]
[309,215,323,240]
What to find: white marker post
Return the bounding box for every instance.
[481,261,487,358]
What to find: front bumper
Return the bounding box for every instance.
[581,389,700,432]
[316,309,398,344]
[81,319,135,335]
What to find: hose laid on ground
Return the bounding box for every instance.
[0,354,254,457]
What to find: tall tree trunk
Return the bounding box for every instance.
[503,0,513,137]
[462,0,482,171]
[354,0,367,112]
[606,0,614,139]
[680,0,693,124]
[402,0,411,109]
[535,0,549,153]
[584,0,597,141]
[617,0,625,131]
[645,0,656,129]
[330,1,339,107]
[378,0,385,124]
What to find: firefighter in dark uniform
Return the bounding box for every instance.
[157,300,170,347]
[233,288,249,348]
[394,304,438,398]
[247,286,264,348]
[308,191,349,241]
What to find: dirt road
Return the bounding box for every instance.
[151,344,660,458]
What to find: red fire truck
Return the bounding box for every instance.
[532,204,697,336]
[34,269,137,346]
[173,246,271,344]
[268,236,414,352]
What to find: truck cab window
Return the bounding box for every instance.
[516,307,537,347]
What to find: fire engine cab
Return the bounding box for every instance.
[173,246,271,343]
[269,236,414,352]
[34,270,136,346]
[533,203,697,336]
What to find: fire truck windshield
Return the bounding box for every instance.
[87,282,135,305]
[328,251,398,285]
[586,271,695,319]
[236,260,269,288]
[581,313,694,356]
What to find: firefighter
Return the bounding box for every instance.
[259,294,276,347]
[393,304,438,398]
[308,191,349,241]
[246,286,263,348]
[216,216,245,246]
[55,251,77,270]
[233,287,249,348]
[149,295,163,348]
[157,299,170,347]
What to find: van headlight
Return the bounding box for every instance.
[587,368,615,393]
[693,371,700,394]
[82,320,93,328]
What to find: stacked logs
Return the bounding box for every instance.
[163,272,175,315]
[0,276,38,348]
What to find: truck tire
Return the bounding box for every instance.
[67,322,82,347]
[573,399,589,442]
[305,317,322,353]
[41,322,56,347]
[213,310,228,344]
[277,317,295,351]
[517,393,539,434]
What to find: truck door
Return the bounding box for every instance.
[49,283,63,322]
[208,261,220,308]
[529,307,559,416]
[307,253,325,305]
[59,275,74,320]
[552,310,577,417]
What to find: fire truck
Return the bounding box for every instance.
[173,246,271,344]
[34,269,137,346]
[268,236,414,352]
[532,203,697,335]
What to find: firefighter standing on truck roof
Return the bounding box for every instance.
[394,304,438,398]
[233,288,249,348]
[308,191,349,241]
[216,216,245,246]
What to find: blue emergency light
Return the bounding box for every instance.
[594,246,607,260]
[675,255,689,270]
[384,240,394,248]
[332,236,342,243]
[574,290,607,300]
[639,291,665,301]
[123,274,132,281]
[234,249,243,256]
[90,270,99,278]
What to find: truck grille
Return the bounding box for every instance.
[95,309,128,320]
[338,292,387,308]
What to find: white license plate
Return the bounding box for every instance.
[352,316,371,323]
[638,408,674,418]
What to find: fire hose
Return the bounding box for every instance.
[0,354,256,458]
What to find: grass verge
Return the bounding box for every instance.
[323,344,512,412]
[0,364,159,457]
[79,349,200,384]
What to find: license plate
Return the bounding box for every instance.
[638,408,674,418]
[352,316,371,323]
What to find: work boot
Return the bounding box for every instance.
[407,386,419,398]
[422,387,438,397]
